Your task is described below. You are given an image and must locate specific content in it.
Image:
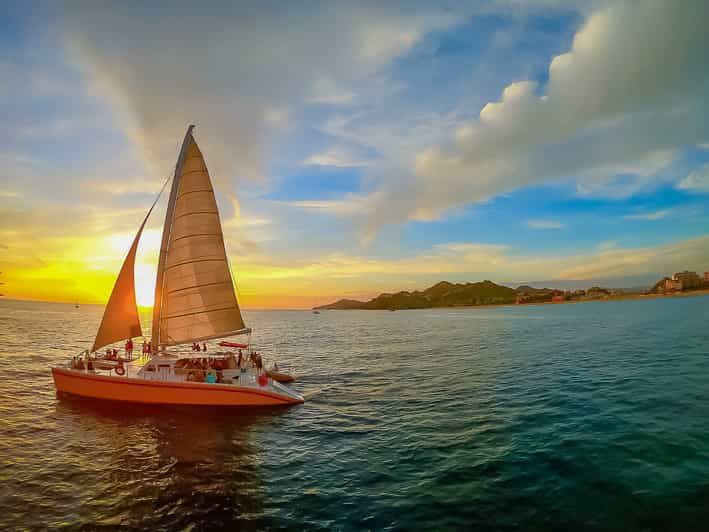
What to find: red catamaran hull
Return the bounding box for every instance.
[52,368,303,406]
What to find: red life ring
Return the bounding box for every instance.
[115,365,125,376]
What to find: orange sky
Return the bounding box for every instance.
[3,220,709,309]
[0,228,378,309]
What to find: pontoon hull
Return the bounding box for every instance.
[52,368,303,406]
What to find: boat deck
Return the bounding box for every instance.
[57,355,303,404]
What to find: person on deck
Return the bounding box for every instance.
[254,353,263,375]
[125,338,133,360]
[147,341,152,355]
[141,340,147,356]
[202,343,207,352]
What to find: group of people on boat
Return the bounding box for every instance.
[139,339,153,356]
[71,355,91,370]
[175,350,262,371]
[71,338,278,384]
[97,338,151,362]
[104,348,121,360]
[173,350,265,384]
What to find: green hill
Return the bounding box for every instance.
[314,280,517,310]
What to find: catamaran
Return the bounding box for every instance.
[52,126,304,406]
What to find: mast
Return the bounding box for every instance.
[151,125,195,350]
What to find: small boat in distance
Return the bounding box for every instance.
[52,126,304,407]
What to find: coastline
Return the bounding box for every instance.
[319,288,709,311]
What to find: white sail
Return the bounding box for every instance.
[152,127,247,348]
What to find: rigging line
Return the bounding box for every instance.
[142,166,176,223]
[224,233,243,305]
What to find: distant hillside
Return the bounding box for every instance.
[315,298,367,310]
[314,280,517,310]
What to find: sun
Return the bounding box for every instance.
[135,263,156,307]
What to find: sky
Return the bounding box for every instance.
[1,0,709,309]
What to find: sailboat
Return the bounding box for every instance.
[52,126,304,406]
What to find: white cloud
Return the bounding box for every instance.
[222,194,271,229]
[356,0,709,235]
[90,178,164,196]
[240,233,709,286]
[574,149,677,199]
[677,163,709,192]
[623,209,670,221]
[526,219,564,229]
[303,147,367,168]
[263,106,292,132]
[288,195,369,216]
[320,108,465,168]
[308,77,356,106]
[60,2,468,187]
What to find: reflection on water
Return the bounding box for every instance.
[38,397,285,529]
[2,297,709,530]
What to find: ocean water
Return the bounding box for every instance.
[0,296,708,531]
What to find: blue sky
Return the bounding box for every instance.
[1,1,709,307]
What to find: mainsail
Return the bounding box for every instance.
[152,127,247,348]
[91,214,149,352]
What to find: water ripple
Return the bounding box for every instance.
[1,297,708,530]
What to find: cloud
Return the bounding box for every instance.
[308,77,356,105]
[262,106,292,132]
[90,178,164,196]
[0,189,21,199]
[677,163,709,192]
[357,0,709,235]
[288,195,369,216]
[222,194,271,229]
[526,219,564,229]
[235,233,709,289]
[229,229,709,307]
[60,1,466,188]
[303,147,367,168]
[623,209,670,221]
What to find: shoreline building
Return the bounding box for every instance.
[662,277,683,291]
[672,271,702,290]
